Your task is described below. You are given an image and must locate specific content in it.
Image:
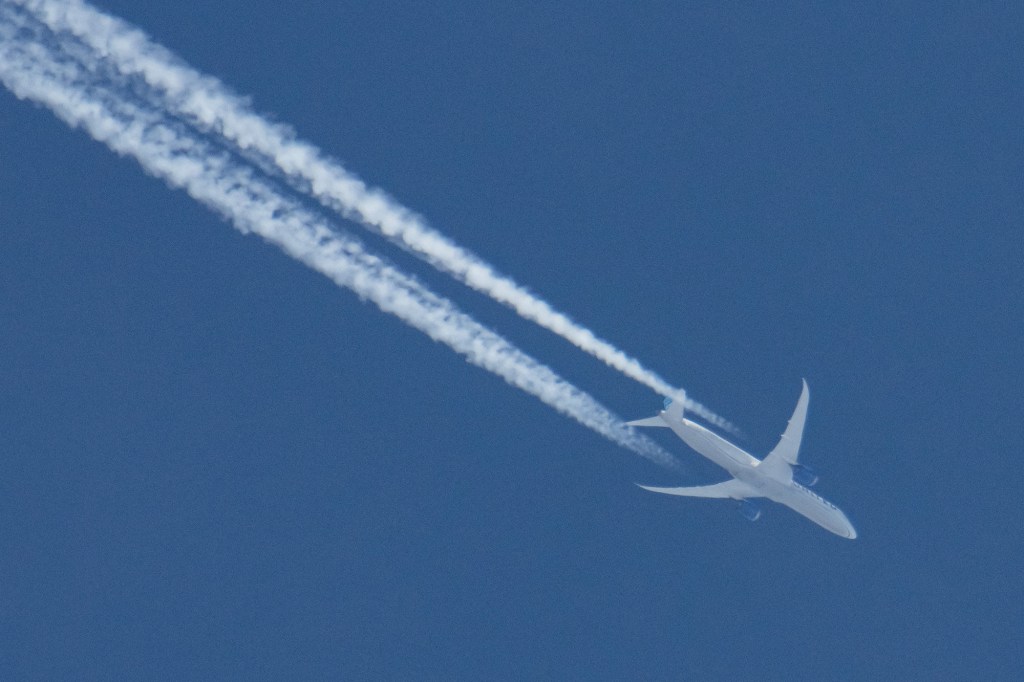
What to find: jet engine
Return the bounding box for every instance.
[792,464,819,487]
[737,499,762,521]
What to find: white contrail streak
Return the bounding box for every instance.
[0,12,679,468]
[13,0,734,431]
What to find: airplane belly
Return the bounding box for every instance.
[804,506,855,538]
[668,425,733,471]
[669,420,759,474]
[772,484,857,539]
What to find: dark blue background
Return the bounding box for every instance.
[2,2,1021,678]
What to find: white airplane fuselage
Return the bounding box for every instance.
[663,413,856,539]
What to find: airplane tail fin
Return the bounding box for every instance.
[628,391,686,428]
[662,394,685,422]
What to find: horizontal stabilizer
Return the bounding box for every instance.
[626,416,668,428]
[636,478,757,499]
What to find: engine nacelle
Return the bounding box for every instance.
[737,499,762,521]
[792,464,819,487]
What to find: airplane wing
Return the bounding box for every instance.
[758,379,809,478]
[636,478,758,499]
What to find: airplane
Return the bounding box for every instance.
[628,380,856,539]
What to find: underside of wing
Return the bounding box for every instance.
[636,478,758,499]
[759,379,810,478]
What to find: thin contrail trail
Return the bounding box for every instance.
[13,0,735,432]
[0,12,679,468]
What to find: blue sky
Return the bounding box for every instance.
[1,1,1021,678]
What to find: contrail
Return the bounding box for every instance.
[13,0,735,432]
[0,11,679,468]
